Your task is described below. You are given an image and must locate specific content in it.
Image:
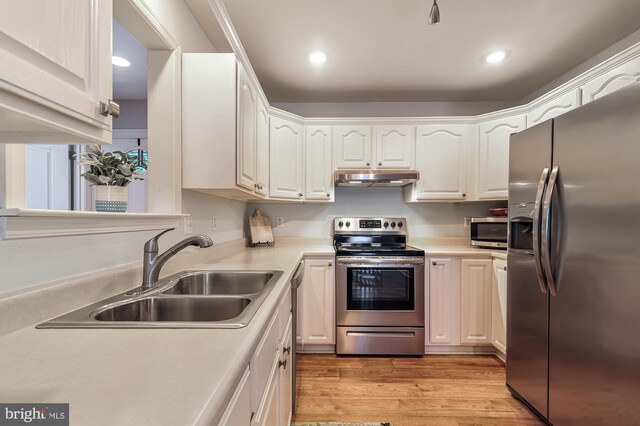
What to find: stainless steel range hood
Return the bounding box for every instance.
[334,170,419,187]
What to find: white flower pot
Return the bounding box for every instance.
[95,186,128,213]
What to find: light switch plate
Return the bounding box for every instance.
[276,217,284,228]
[463,217,471,228]
[183,217,193,234]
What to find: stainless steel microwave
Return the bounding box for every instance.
[469,217,508,249]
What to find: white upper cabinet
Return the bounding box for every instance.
[305,126,333,201]
[374,125,415,169]
[334,126,373,169]
[412,124,469,201]
[460,259,493,345]
[581,54,640,104]
[0,0,113,144]
[491,259,508,355]
[270,116,304,200]
[428,258,461,345]
[255,98,270,196]
[237,67,258,191]
[527,90,580,128]
[477,115,526,200]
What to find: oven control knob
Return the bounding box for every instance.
[384,221,389,228]
[391,221,396,228]
[398,222,403,228]
[338,221,344,227]
[345,221,351,228]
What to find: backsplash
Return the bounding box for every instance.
[248,187,506,240]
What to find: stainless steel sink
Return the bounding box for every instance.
[162,271,273,295]
[37,270,283,329]
[94,297,252,322]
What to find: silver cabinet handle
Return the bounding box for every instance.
[366,161,371,166]
[432,261,437,266]
[326,193,330,197]
[299,192,303,197]
[100,99,120,118]
[533,167,550,294]
[278,358,287,369]
[541,165,560,296]
[328,262,332,267]
[378,162,382,166]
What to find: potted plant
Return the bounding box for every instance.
[77,146,143,212]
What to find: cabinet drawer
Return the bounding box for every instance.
[250,312,279,414]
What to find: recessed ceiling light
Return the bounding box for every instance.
[308,51,327,66]
[484,50,508,64]
[112,56,131,67]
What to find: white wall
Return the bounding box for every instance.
[249,187,505,241]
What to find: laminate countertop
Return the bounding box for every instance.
[0,238,506,425]
[0,241,333,426]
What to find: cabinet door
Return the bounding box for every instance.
[0,0,112,132]
[218,367,251,426]
[429,258,461,345]
[527,90,580,128]
[477,115,526,199]
[491,259,508,354]
[414,125,468,200]
[581,55,640,104]
[251,360,279,426]
[334,126,372,169]
[278,317,293,426]
[460,259,493,345]
[305,126,333,201]
[237,67,258,191]
[300,259,335,346]
[255,98,270,196]
[270,117,304,199]
[374,125,415,169]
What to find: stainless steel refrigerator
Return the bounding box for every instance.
[506,82,640,425]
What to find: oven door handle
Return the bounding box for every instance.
[337,257,425,265]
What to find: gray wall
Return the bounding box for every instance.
[113,100,148,129]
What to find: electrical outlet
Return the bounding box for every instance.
[276,216,284,228]
[463,217,471,228]
[212,216,218,230]
[183,217,193,234]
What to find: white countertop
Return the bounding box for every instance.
[0,238,506,425]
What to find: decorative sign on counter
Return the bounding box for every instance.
[249,208,275,248]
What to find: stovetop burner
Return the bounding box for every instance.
[333,217,424,257]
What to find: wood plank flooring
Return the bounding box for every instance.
[292,354,544,426]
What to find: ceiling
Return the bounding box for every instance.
[113,19,147,100]
[221,0,640,103]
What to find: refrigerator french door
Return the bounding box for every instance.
[507,82,640,425]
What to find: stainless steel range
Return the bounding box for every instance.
[334,217,425,355]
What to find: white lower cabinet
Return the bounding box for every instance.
[460,259,493,345]
[217,289,291,426]
[298,258,335,349]
[428,258,461,345]
[219,367,252,426]
[491,259,508,355]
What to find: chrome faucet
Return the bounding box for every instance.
[142,228,214,289]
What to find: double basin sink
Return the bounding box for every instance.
[38,270,283,329]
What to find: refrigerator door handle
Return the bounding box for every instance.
[541,165,560,296]
[533,167,550,294]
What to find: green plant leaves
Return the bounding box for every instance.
[76,146,144,187]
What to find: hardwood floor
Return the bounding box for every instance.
[292,354,544,426]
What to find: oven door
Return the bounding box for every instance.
[336,257,425,327]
